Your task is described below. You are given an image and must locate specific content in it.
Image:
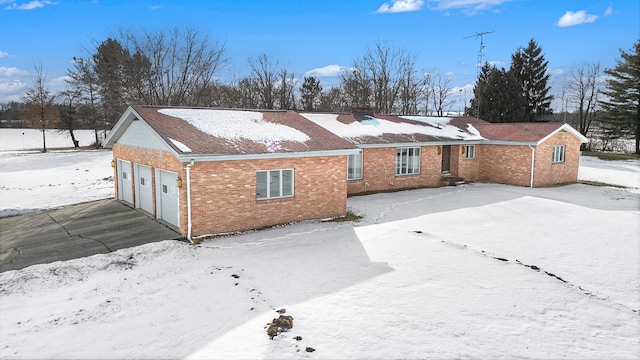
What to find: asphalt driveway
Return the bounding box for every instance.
[0,200,183,272]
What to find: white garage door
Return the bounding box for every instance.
[156,169,180,228]
[135,164,153,214]
[117,160,133,205]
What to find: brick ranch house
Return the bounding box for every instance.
[103,105,587,240]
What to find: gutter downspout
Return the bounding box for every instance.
[186,160,194,243]
[528,145,535,188]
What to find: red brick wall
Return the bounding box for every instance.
[533,132,582,187]
[189,156,347,236]
[479,145,533,187]
[347,146,442,194]
[113,144,347,237]
[456,145,481,181]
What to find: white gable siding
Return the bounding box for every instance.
[117,120,172,151]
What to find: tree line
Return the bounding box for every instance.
[10,27,639,153]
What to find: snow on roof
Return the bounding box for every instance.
[168,137,192,153]
[159,109,310,143]
[300,113,483,141]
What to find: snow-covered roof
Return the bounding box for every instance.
[158,109,309,143]
[299,113,485,145]
[103,106,357,157]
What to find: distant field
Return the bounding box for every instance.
[0,129,107,151]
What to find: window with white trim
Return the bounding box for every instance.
[256,169,294,200]
[552,145,565,163]
[396,147,421,175]
[347,151,363,180]
[465,145,476,159]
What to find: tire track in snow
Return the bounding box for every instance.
[411,230,639,316]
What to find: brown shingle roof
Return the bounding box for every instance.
[131,105,356,155]
[473,123,565,142]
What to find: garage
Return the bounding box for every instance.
[135,164,153,214]
[117,160,133,205]
[155,169,180,228]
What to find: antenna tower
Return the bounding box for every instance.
[465,31,494,116]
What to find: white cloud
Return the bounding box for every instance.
[148,5,163,10]
[0,79,27,94]
[375,0,424,14]
[304,64,350,78]
[604,6,612,16]
[5,0,57,10]
[549,68,564,75]
[0,50,9,58]
[0,67,29,77]
[557,10,598,27]
[428,0,511,14]
[49,75,71,87]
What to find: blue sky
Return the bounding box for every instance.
[0,0,638,112]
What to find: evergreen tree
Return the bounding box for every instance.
[599,40,640,154]
[300,76,322,111]
[510,38,553,122]
[468,64,526,122]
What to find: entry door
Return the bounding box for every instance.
[156,169,180,228]
[441,145,451,174]
[135,164,153,214]
[117,160,133,204]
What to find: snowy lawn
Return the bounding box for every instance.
[578,155,640,192]
[0,150,114,217]
[0,150,639,359]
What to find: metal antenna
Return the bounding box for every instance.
[465,31,494,116]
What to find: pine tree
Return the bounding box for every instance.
[300,76,322,111]
[468,64,526,122]
[510,38,553,122]
[599,40,640,154]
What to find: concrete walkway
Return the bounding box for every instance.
[0,200,182,272]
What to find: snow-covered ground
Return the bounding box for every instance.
[0,128,107,151]
[579,155,640,192]
[1,148,639,359]
[0,150,114,217]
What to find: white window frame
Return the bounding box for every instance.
[256,169,294,200]
[395,147,421,176]
[465,145,476,159]
[552,145,565,163]
[347,151,363,180]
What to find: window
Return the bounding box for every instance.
[347,152,363,180]
[162,184,168,193]
[140,177,146,186]
[465,145,476,159]
[122,171,127,180]
[552,145,565,163]
[256,169,294,200]
[396,147,421,175]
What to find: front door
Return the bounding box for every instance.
[156,169,180,228]
[117,160,133,204]
[441,145,451,174]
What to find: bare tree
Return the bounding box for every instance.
[566,62,603,139]
[21,64,59,152]
[120,27,226,106]
[340,63,371,109]
[396,54,421,115]
[67,57,103,147]
[357,41,417,114]
[277,68,297,110]
[428,71,454,116]
[248,54,279,109]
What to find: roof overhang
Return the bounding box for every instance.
[176,148,360,163]
[537,123,588,144]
